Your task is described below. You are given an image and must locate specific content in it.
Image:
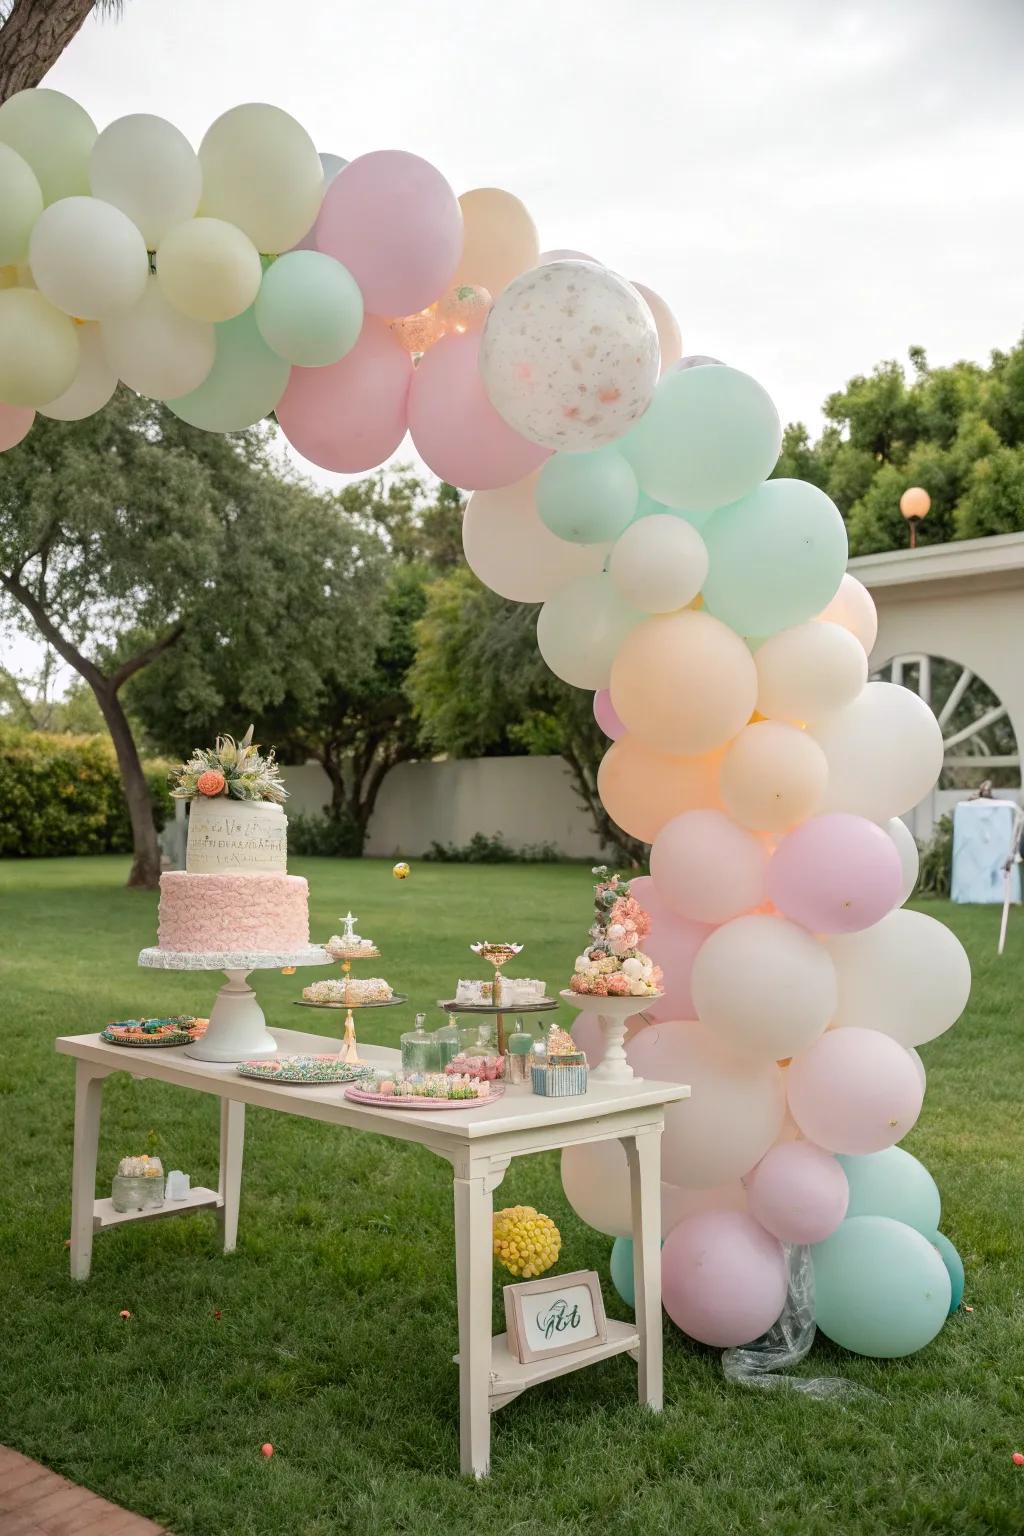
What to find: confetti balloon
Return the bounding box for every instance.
[437,282,491,335]
[393,862,410,879]
[388,305,445,355]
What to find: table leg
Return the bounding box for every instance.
[218,1098,245,1254]
[453,1156,508,1478]
[622,1124,664,1410]
[70,1063,106,1282]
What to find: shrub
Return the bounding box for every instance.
[287,809,364,858]
[917,814,952,898]
[422,831,564,864]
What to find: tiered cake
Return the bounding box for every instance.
[157,727,309,953]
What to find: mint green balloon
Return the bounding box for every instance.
[168,306,289,433]
[837,1149,940,1237]
[621,364,781,513]
[631,490,713,531]
[537,447,638,544]
[702,478,848,637]
[812,1216,950,1357]
[929,1232,964,1314]
[610,1237,635,1308]
[255,250,363,367]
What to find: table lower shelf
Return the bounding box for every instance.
[92,1186,223,1232]
[456,1319,640,1412]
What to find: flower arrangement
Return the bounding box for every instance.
[493,1205,561,1278]
[570,865,663,998]
[170,725,288,804]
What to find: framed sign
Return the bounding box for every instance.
[503,1269,608,1365]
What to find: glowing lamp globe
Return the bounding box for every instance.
[900,487,931,521]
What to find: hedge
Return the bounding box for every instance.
[0,726,174,858]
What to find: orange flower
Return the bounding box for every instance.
[197,770,226,797]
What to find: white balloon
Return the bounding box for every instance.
[39,322,116,419]
[102,274,215,400]
[827,909,971,1046]
[560,1138,700,1239]
[810,682,944,822]
[90,114,201,248]
[29,196,148,321]
[480,260,659,451]
[462,472,608,602]
[609,513,708,614]
[885,816,920,904]
[537,570,641,689]
[691,915,837,1063]
[816,572,878,655]
[755,620,868,725]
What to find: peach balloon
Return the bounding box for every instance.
[755,620,868,725]
[632,280,682,372]
[463,472,608,602]
[610,610,758,755]
[816,573,878,655]
[597,733,722,844]
[651,809,767,925]
[0,402,33,450]
[451,187,539,296]
[560,1137,699,1239]
[275,317,412,473]
[720,720,828,833]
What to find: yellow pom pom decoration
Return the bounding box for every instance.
[493,1205,561,1278]
[392,862,410,880]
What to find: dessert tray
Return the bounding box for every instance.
[235,1055,374,1085]
[293,993,408,1011]
[101,1017,206,1048]
[344,1083,505,1110]
[437,998,557,1014]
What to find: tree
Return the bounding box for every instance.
[0,1,123,102]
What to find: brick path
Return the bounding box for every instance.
[0,1446,169,1534]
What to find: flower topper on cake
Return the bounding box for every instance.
[569,866,662,999]
[170,724,288,804]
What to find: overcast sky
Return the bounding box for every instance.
[5,0,1024,676]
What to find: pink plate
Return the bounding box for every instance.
[344,1084,505,1110]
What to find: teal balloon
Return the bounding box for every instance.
[536,448,638,544]
[168,307,290,433]
[621,364,781,513]
[610,1237,635,1308]
[812,1216,951,1358]
[702,478,848,637]
[837,1148,941,1237]
[929,1232,965,1314]
[631,490,713,532]
[255,250,363,367]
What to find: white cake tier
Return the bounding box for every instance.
[186,796,287,874]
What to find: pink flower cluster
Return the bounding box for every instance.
[445,1053,506,1081]
[609,895,651,939]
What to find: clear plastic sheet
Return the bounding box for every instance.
[722,1243,879,1401]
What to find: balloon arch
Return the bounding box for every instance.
[0,90,971,1360]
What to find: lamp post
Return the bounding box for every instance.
[900,486,930,549]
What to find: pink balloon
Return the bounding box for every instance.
[787,1027,924,1154]
[662,1211,788,1347]
[651,809,768,925]
[408,331,550,490]
[0,404,34,452]
[276,317,412,472]
[317,150,462,316]
[641,918,713,1022]
[570,1008,647,1067]
[767,813,903,934]
[593,688,625,741]
[745,1141,849,1244]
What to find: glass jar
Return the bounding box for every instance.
[111,1173,165,1213]
[505,1017,534,1085]
[459,1021,498,1058]
[401,1013,439,1074]
[433,1018,460,1068]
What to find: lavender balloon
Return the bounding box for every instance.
[593,688,625,741]
[767,813,904,933]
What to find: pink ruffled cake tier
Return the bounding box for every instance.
[157,872,310,953]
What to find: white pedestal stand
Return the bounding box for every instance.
[559,990,663,1084]
[139,945,331,1063]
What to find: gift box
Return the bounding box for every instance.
[531,1060,588,1097]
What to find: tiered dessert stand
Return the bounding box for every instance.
[439,942,557,1055]
[293,912,406,1063]
[558,990,664,1084]
[138,944,331,1063]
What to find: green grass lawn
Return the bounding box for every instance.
[0,856,1022,1535]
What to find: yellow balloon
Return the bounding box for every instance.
[597,733,722,844]
[199,103,323,254]
[610,610,757,755]
[0,88,96,204]
[0,288,79,407]
[719,721,827,833]
[451,188,539,296]
[156,218,262,323]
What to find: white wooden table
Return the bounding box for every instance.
[56,1026,689,1478]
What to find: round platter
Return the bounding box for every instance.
[236,1055,375,1085]
[292,993,408,1011]
[437,998,558,1015]
[139,945,332,973]
[101,1017,200,1048]
[345,1083,505,1111]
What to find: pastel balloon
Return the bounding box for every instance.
[812,1216,950,1357]
[462,473,607,602]
[631,281,682,372]
[885,816,920,904]
[90,114,200,247]
[254,250,363,366]
[157,217,262,323]
[816,572,877,654]
[720,720,828,833]
[102,275,215,400]
[538,248,598,263]
[691,914,836,1062]
[907,1047,926,1092]
[167,307,289,433]
[593,688,625,741]
[787,1027,924,1153]
[571,1006,650,1069]
[662,1211,788,1347]
[702,479,848,638]
[767,813,903,933]
[480,260,659,450]
[630,1021,786,1188]
[641,918,714,1023]
[609,514,709,614]
[755,621,867,725]
[0,144,43,265]
[560,1137,698,1240]
[651,809,767,925]
[292,151,348,251]
[537,571,640,689]
[810,682,944,822]
[29,197,148,320]
[536,448,638,543]
[409,330,549,490]
[610,610,757,755]
[827,908,971,1046]
[388,305,445,355]
[597,734,722,844]
[0,288,79,407]
[930,1232,964,1314]
[0,402,34,451]
[452,187,538,295]
[746,1142,849,1244]
[318,150,461,315]
[610,1236,636,1307]
[39,323,116,421]
[622,364,781,512]
[0,88,96,203]
[631,490,715,532]
[437,282,492,336]
[837,1148,940,1236]
[199,103,323,254]
[276,315,412,473]
[672,354,724,372]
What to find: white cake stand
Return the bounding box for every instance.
[559,989,663,1084]
[139,945,331,1063]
